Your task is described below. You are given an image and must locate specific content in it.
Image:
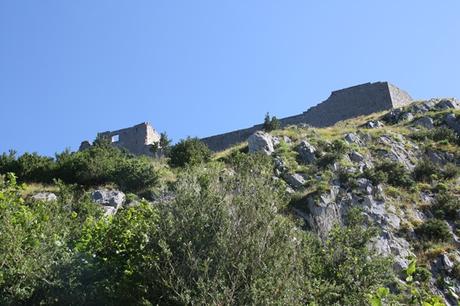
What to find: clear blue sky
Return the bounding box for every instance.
[1,1,459,156]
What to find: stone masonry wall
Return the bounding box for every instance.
[201,82,412,151]
[97,122,160,155]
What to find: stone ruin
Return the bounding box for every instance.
[201,81,412,151]
[80,122,161,156]
[80,81,413,155]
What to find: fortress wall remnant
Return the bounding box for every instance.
[388,83,413,108]
[95,122,160,155]
[299,81,397,127]
[201,82,413,151]
[200,125,262,152]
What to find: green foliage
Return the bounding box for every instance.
[0,173,100,305]
[263,112,281,132]
[330,139,349,154]
[57,143,158,193]
[0,151,55,183]
[316,152,340,168]
[411,127,459,144]
[151,131,172,155]
[306,208,394,305]
[414,266,432,283]
[0,142,159,193]
[1,155,397,305]
[431,191,460,220]
[168,137,211,168]
[397,259,445,305]
[415,219,452,242]
[0,150,18,174]
[364,160,414,188]
[275,140,298,171]
[430,127,459,143]
[443,163,460,180]
[74,203,161,305]
[413,159,439,182]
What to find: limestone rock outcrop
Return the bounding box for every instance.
[248,131,275,155]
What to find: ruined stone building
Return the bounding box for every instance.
[80,81,413,155]
[80,122,161,156]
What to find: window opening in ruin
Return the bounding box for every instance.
[111,135,119,143]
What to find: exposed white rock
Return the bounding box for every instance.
[92,189,125,209]
[413,116,434,129]
[31,192,57,202]
[349,151,365,162]
[297,140,317,164]
[248,131,274,155]
[282,173,306,190]
[436,98,458,110]
[344,133,364,146]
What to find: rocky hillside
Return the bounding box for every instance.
[0,97,459,305]
[231,97,460,305]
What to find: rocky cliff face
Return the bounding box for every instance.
[246,97,460,305]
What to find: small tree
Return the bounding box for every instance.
[168,137,211,168]
[263,112,281,132]
[151,132,172,155]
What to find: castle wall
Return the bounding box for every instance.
[97,122,160,155]
[388,83,413,108]
[81,82,413,154]
[300,82,395,127]
[200,125,261,152]
[201,82,412,151]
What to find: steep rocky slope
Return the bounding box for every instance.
[229,98,460,304]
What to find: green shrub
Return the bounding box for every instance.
[53,142,158,192]
[430,127,458,143]
[307,208,394,305]
[413,159,439,182]
[0,174,100,305]
[0,150,19,175]
[364,160,414,188]
[411,127,459,144]
[151,131,172,155]
[415,219,452,242]
[316,152,340,168]
[443,163,460,180]
[112,157,158,192]
[168,137,211,168]
[0,151,55,183]
[337,168,357,187]
[363,168,388,186]
[432,191,460,220]
[413,266,432,283]
[330,139,349,154]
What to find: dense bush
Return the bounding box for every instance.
[431,191,460,220]
[411,127,459,144]
[413,159,439,182]
[316,152,340,168]
[0,154,398,305]
[306,208,393,305]
[0,174,101,305]
[415,219,452,242]
[0,151,55,183]
[168,137,211,167]
[329,139,349,154]
[364,160,414,188]
[0,142,159,193]
[430,127,459,143]
[443,163,460,180]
